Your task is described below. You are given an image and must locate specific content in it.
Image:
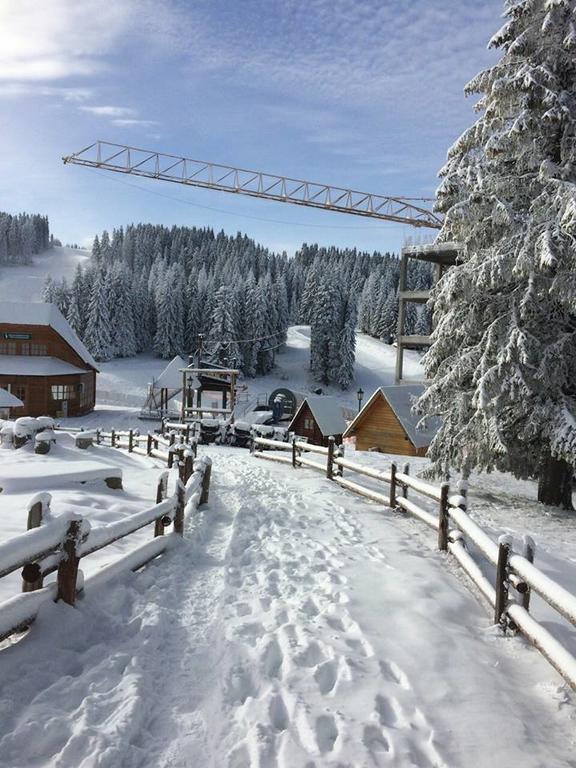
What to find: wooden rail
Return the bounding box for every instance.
[252,435,576,691]
[0,429,211,644]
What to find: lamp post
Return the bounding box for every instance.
[357,387,364,412]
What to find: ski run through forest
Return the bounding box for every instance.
[40,227,433,389]
[4,0,576,766]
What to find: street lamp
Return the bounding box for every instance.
[357,387,364,412]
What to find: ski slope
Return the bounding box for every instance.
[0,448,574,768]
[0,246,90,303]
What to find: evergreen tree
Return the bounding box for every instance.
[417,0,576,509]
[337,294,357,389]
[84,269,113,361]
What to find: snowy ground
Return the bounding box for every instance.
[1,246,576,765]
[0,446,574,768]
[0,434,171,604]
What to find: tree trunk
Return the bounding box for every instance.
[537,454,574,510]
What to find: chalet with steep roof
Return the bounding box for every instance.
[0,302,98,418]
[343,385,439,456]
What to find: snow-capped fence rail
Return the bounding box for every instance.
[60,426,199,468]
[252,435,576,691]
[0,442,211,644]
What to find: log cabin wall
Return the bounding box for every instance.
[0,322,96,417]
[354,394,420,456]
[290,402,342,447]
[0,324,89,369]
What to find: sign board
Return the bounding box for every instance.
[3,332,32,340]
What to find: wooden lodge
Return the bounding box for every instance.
[343,385,439,456]
[288,396,346,447]
[0,302,98,418]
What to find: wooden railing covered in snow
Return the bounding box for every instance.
[0,430,211,644]
[252,435,576,691]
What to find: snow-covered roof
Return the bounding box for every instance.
[344,385,440,448]
[0,302,98,370]
[0,387,23,408]
[0,356,89,377]
[155,355,187,390]
[291,396,347,437]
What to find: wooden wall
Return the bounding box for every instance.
[0,322,97,417]
[352,394,425,456]
[0,323,91,369]
[290,402,342,447]
[0,371,96,418]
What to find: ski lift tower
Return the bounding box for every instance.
[395,242,461,384]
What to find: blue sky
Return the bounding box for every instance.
[0,0,502,255]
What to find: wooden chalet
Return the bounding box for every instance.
[288,396,346,447]
[0,302,98,418]
[343,385,439,456]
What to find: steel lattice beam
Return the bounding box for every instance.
[63,140,442,229]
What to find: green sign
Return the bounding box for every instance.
[3,332,32,340]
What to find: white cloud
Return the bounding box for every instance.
[112,118,158,127]
[80,106,136,118]
[0,0,134,82]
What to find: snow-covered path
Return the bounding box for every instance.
[0,449,574,768]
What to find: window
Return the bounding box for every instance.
[21,343,29,355]
[304,418,314,430]
[79,377,94,408]
[24,343,48,356]
[0,342,16,355]
[51,384,75,401]
[9,384,26,403]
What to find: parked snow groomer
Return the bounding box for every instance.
[198,418,223,445]
[226,421,253,448]
[251,423,289,448]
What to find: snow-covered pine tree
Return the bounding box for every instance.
[416,0,576,509]
[209,285,240,365]
[108,263,137,358]
[337,293,357,389]
[84,268,113,361]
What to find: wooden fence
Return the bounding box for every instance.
[0,429,211,644]
[252,435,576,691]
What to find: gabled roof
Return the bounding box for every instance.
[343,385,440,449]
[290,396,347,437]
[0,356,91,377]
[0,302,98,371]
[0,387,23,408]
[155,355,188,389]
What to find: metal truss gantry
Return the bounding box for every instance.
[63,141,442,230]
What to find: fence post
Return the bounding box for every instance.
[57,519,82,606]
[438,482,450,551]
[402,463,410,499]
[147,433,153,456]
[494,536,512,628]
[327,436,335,480]
[521,536,536,611]
[96,429,101,445]
[458,479,468,511]
[200,461,212,505]
[292,436,298,468]
[173,476,185,536]
[185,424,190,442]
[128,429,134,453]
[168,447,174,469]
[389,462,397,508]
[22,498,46,592]
[169,431,176,447]
[154,473,166,537]
[111,429,116,448]
[184,451,194,483]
